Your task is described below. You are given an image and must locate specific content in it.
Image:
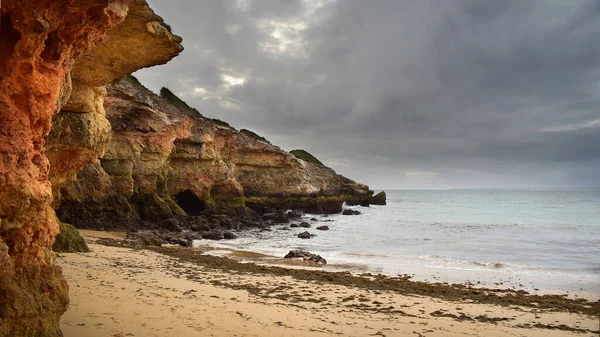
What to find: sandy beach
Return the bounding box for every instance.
[58,232,599,337]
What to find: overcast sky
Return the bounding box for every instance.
[135,0,600,189]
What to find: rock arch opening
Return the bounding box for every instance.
[175,190,206,216]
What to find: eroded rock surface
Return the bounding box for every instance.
[57,78,380,231]
[0,1,182,336]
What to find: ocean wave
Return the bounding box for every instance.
[471,261,505,269]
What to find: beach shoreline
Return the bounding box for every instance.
[58,232,599,337]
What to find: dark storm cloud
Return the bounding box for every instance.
[135,0,600,188]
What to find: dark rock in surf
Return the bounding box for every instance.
[370,191,387,205]
[342,209,361,215]
[299,222,311,228]
[297,231,313,239]
[284,250,327,264]
[316,225,329,231]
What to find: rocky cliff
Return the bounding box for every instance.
[1,0,382,334]
[0,1,182,336]
[56,77,379,231]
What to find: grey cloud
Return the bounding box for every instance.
[135,0,600,188]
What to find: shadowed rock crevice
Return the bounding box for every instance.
[175,190,207,216]
[40,31,64,63]
[0,14,20,64]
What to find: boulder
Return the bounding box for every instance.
[223,231,237,239]
[284,250,327,264]
[297,231,313,239]
[286,210,303,218]
[316,225,330,231]
[201,231,223,240]
[342,209,361,215]
[52,222,90,253]
[128,232,164,246]
[370,191,387,205]
[263,212,289,224]
[299,222,311,228]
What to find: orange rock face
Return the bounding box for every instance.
[0,1,181,336]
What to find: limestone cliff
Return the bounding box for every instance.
[56,77,377,230]
[0,1,182,336]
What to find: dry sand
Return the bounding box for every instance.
[58,232,599,337]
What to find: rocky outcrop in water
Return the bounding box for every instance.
[0,1,182,335]
[370,191,387,205]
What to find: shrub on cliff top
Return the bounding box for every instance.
[126,74,141,84]
[53,222,90,253]
[240,128,271,144]
[290,149,324,166]
[208,117,235,129]
[160,21,173,33]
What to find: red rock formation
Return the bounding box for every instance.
[0,1,182,336]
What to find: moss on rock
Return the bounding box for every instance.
[52,222,90,253]
[290,149,324,166]
[240,128,270,144]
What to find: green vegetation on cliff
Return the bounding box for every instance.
[240,128,271,144]
[52,222,90,253]
[290,149,324,166]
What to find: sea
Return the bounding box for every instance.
[199,189,600,296]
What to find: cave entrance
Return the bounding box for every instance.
[175,190,206,216]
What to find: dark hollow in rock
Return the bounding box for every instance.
[175,189,207,216]
[284,250,327,264]
[316,225,329,231]
[342,209,361,215]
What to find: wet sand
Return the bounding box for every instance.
[58,232,599,336]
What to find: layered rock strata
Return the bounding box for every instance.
[57,77,380,231]
[0,1,182,336]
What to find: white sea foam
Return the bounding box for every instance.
[200,189,600,295]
